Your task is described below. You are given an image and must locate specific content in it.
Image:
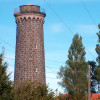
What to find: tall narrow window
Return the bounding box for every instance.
[36,68,38,73]
[35,44,37,49]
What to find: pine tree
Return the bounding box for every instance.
[58,34,88,100]
[95,24,100,92]
[0,54,13,100]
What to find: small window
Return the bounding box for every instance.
[28,17,31,19]
[24,17,26,19]
[36,68,38,72]
[33,17,35,19]
[35,44,37,49]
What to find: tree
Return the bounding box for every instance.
[13,80,55,100]
[57,94,70,100]
[58,34,88,100]
[95,24,100,92]
[0,54,13,100]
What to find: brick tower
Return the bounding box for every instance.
[14,4,46,84]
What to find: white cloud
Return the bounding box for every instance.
[5,53,15,81]
[7,65,14,81]
[51,24,62,33]
[48,23,65,34]
[76,24,98,35]
[46,72,64,93]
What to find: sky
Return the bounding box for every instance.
[0,0,100,94]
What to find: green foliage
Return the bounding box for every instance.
[95,24,100,82]
[58,34,88,100]
[0,54,13,100]
[13,80,55,100]
[0,51,56,100]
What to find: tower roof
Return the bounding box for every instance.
[20,4,40,8]
[14,4,46,17]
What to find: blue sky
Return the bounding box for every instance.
[0,0,100,93]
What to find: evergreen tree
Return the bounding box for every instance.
[58,34,88,100]
[95,24,100,92]
[13,80,55,100]
[0,54,13,100]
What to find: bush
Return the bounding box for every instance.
[13,80,55,100]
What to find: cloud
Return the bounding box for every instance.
[51,24,63,33]
[7,65,14,81]
[5,53,15,81]
[46,23,65,34]
[76,24,98,35]
[46,72,64,93]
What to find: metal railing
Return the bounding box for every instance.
[14,8,20,14]
[41,8,46,14]
[14,7,46,15]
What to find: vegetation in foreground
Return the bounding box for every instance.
[58,34,88,100]
[0,53,56,100]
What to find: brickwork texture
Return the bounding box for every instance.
[14,4,46,85]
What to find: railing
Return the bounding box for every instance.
[41,8,46,14]
[14,8,20,14]
[14,7,46,15]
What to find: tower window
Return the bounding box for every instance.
[35,44,37,49]
[36,68,38,72]
[24,17,26,19]
[28,17,31,19]
[33,17,35,19]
